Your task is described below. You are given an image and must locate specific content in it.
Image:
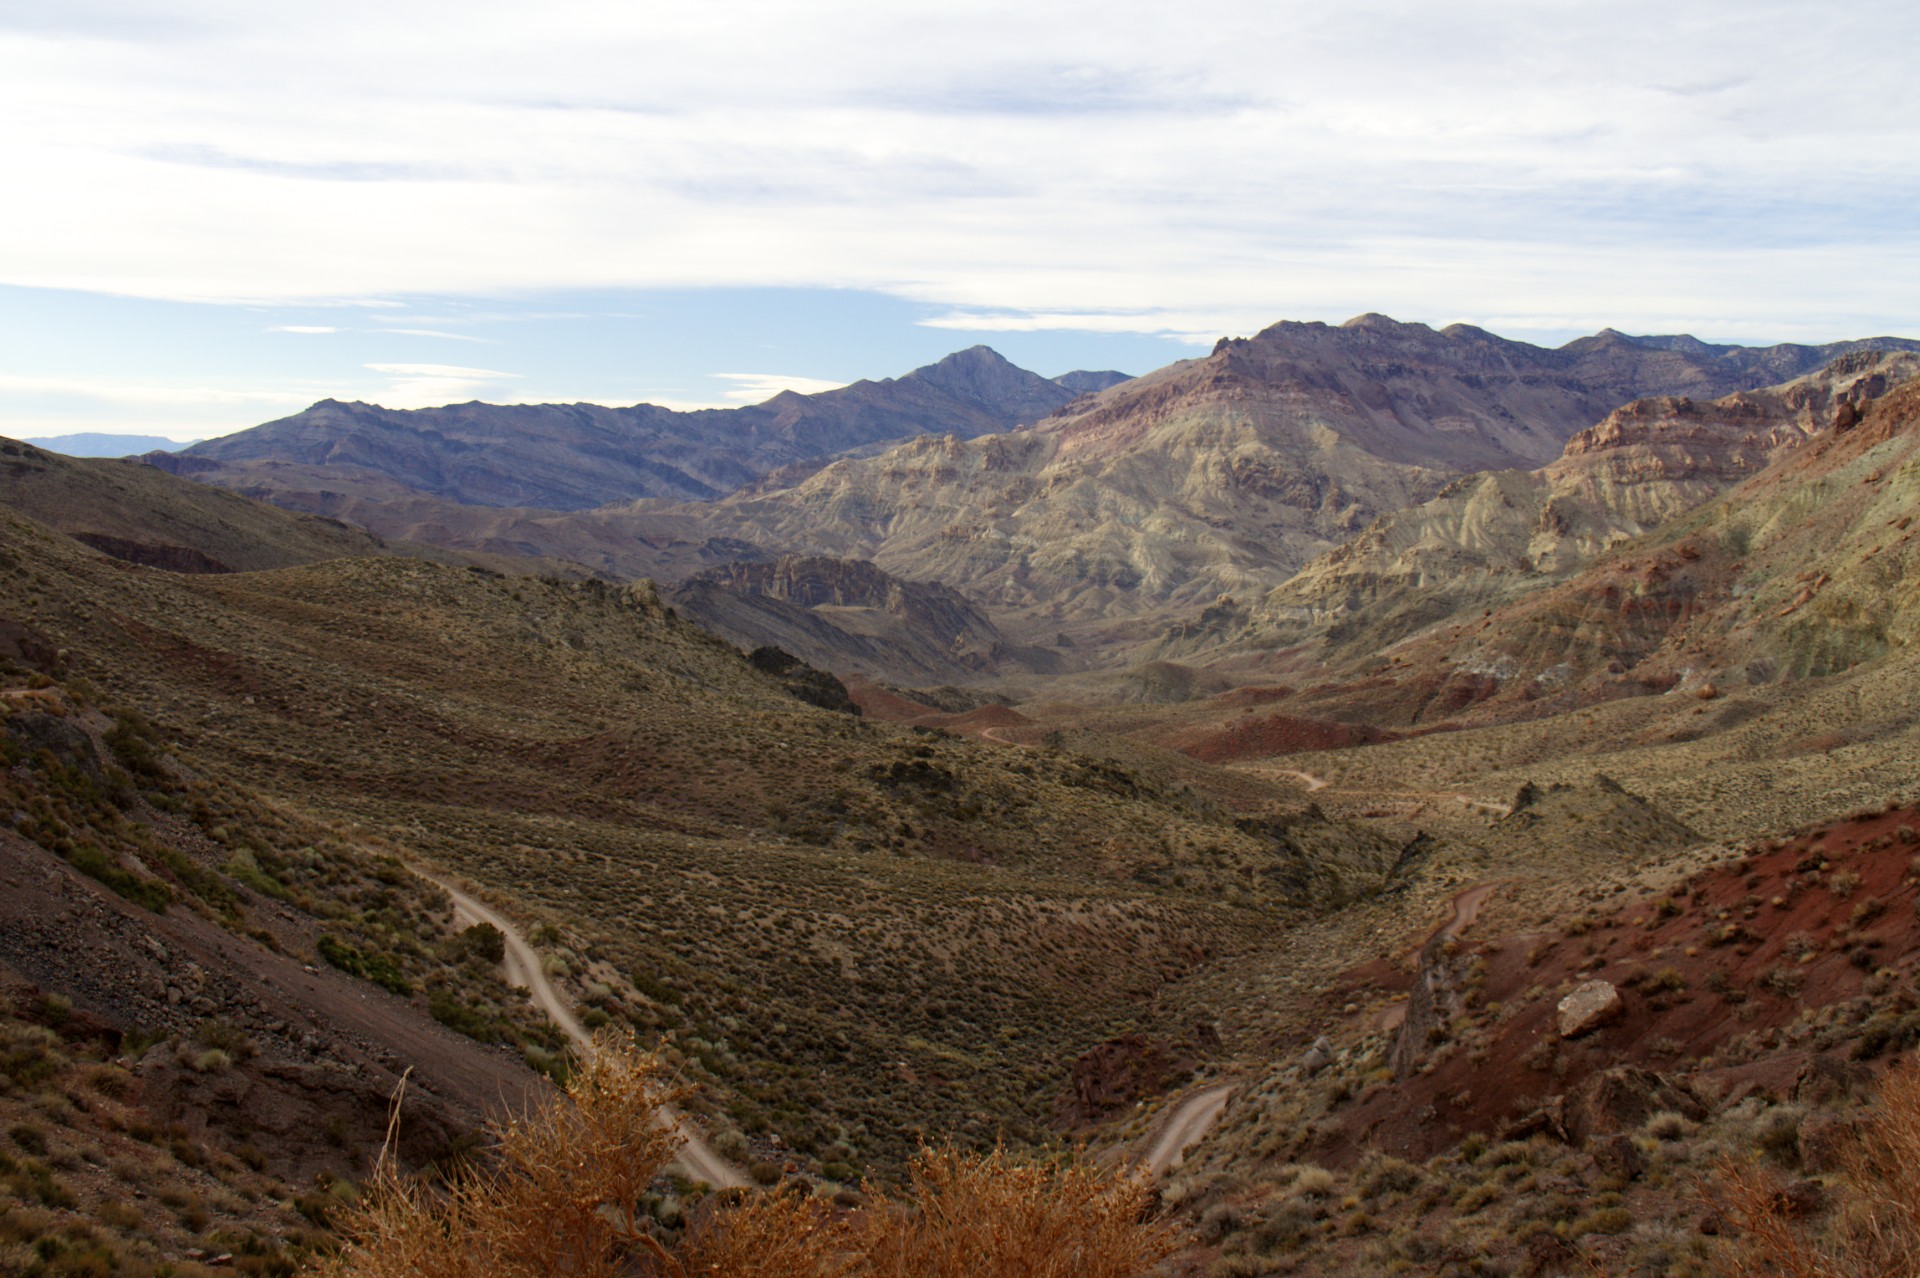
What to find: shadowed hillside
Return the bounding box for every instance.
[0,484,1402,1190]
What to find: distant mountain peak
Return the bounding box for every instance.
[1341,312,1427,332]
[927,343,1010,364]
[901,344,1069,419]
[1051,369,1132,395]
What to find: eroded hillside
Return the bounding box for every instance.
[0,482,1406,1194]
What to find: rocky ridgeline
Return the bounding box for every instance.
[1239,351,1920,664]
[670,555,1026,684]
[165,346,1112,510]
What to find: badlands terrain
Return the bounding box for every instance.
[5,314,1920,1275]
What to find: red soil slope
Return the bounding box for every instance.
[1317,804,1920,1165]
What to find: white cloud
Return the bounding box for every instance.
[266,324,337,333]
[0,2,1915,340]
[709,372,848,402]
[0,371,308,407]
[624,372,851,412]
[919,309,1257,345]
[363,362,517,378]
[0,360,533,435]
[0,371,322,441]
[359,361,520,408]
[379,327,496,342]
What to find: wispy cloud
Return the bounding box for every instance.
[364,362,517,378]
[919,309,1254,345]
[631,371,850,412]
[709,372,847,402]
[380,328,496,342]
[361,361,520,408]
[856,64,1262,117]
[140,144,481,184]
[0,0,1915,345]
[267,324,337,333]
[0,371,309,406]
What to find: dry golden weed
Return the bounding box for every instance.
[1711,1055,1920,1278]
[319,1031,682,1278]
[317,1033,1177,1278]
[857,1143,1179,1278]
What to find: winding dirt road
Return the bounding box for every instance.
[1442,881,1498,942]
[1140,1080,1236,1176]
[423,871,749,1189]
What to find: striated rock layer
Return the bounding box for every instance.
[1232,351,1920,661]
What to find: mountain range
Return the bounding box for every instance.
[21,432,199,457]
[11,310,1920,1274]
[165,346,1129,509]
[151,314,1920,682]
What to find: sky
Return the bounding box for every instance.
[4,1,1919,442]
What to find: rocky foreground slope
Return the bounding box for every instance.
[1162,802,1920,1275]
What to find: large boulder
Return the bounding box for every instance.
[0,618,59,670]
[1557,979,1624,1039]
[1566,1067,1707,1144]
[3,712,101,777]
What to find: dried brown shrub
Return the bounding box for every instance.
[856,1143,1178,1278]
[318,1033,1176,1278]
[318,1033,683,1278]
[1711,1056,1920,1277]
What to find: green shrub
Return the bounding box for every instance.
[103,710,166,782]
[61,843,170,912]
[458,923,505,965]
[317,935,413,996]
[429,992,505,1044]
[225,847,290,899]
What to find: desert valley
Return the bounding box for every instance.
[5,310,1920,1275]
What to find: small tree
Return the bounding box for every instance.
[460,922,506,965]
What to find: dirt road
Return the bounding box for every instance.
[1234,763,1505,814]
[1442,881,1498,941]
[424,872,749,1189]
[1140,1081,1236,1176]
